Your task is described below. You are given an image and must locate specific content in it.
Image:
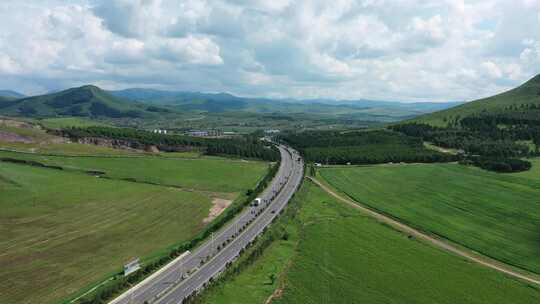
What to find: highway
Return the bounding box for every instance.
[110,144,304,304]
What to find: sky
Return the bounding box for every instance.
[0,0,539,102]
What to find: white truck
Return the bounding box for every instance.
[251,197,262,207]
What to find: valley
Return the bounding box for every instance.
[3,3,540,304]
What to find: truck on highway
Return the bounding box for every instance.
[251,198,262,207]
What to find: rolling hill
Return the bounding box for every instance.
[413,74,540,126]
[0,90,25,98]
[0,85,170,118]
[110,88,461,121]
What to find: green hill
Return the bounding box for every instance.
[0,90,25,98]
[414,74,540,126]
[0,85,169,119]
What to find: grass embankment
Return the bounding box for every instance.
[0,152,268,304]
[198,180,540,303]
[319,161,540,275]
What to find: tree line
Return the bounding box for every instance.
[390,106,540,173]
[277,129,455,165]
[60,126,279,161]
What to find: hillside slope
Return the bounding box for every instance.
[414,74,540,126]
[0,90,25,98]
[110,88,460,121]
[0,85,167,118]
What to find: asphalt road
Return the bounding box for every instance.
[110,144,304,304]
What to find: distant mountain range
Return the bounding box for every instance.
[108,88,462,122]
[0,90,25,98]
[0,85,463,121]
[110,88,461,112]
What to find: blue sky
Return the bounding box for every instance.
[0,0,539,102]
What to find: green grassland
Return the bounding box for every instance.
[413,74,540,126]
[39,117,110,129]
[0,162,212,304]
[0,150,268,193]
[0,142,268,303]
[200,181,540,304]
[319,161,540,275]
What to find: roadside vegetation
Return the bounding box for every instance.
[319,161,540,275]
[196,180,540,304]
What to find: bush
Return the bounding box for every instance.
[469,157,531,173]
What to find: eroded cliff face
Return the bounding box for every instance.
[75,137,145,151]
[74,137,202,154]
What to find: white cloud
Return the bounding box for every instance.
[482,61,503,78]
[0,0,538,101]
[153,36,223,65]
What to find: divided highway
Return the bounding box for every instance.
[110,144,304,304]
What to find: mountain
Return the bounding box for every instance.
[413,74,540,126]
[0,85,170,118]
[0,90,25,98]
[110,88,460,121]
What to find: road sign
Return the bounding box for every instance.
[124,258,141,276]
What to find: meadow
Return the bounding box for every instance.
[319,161,540,275]
[0,162,212,304]
[0,150,268,193]
[200,181,540,304]
[0,141,268,303]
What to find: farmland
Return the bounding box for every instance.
[0,148,269,303]
[319,161,540,275]
[199,181,540,304]
[0,150,268,193]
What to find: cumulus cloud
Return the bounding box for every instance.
[0,0,539,101]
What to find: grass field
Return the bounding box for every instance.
[200,181,540,304]
[319,161,540,275]
[38,117,109,129]
[0,146,268,303]
[0,150,268,193]
[0,162,212,304]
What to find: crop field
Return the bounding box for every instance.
[319,161,540,275]
[0,147,268,303]
[0,162,212,304]
[0,150,269,193]
[200,181,540,304]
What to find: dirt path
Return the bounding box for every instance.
[307,176,540,287]
[203,198,232,224]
